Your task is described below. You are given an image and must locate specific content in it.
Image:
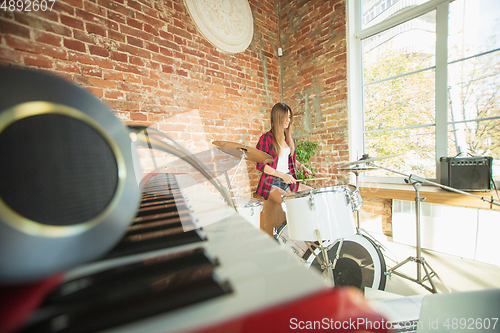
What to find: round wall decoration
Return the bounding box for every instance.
[184,0,254,54]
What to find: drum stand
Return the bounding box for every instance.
[305,229,344,287]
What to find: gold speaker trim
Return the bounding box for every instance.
[0,101,127,237]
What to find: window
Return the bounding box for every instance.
[349,0,500,183]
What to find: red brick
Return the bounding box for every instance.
[68,52,113,68]
[108,12,126,25]
[123,73,141,83]
[144,41,159,53]
[127,0,142,11]
[60,15,84,30]
[64,39,86,52]
[6,36,67,60]
[115,62,148,76]
[0,20,30,38]
[117,43,150,59]
[143,24,159,37]
[127,36,143,48]
[30,9,59,23]
[175,69,188,77]
[56,61,80,74]
[105,90,124,99]
[130,112,147,121]
[24,54,54,69]
[86,87,104,98]
[86,23,107,37]
[103,71,123,80]
[61,0,83,9]
[84,1,107,16]
[120,25,153,42]
[82,65,102,77]
[127,18,143,30]
[167,24,192,40]
[143,6,158,19]
[0,48,22,64]
[15,13,72,37]
[74,75,115,89]
[96,0,130,17]
[52,1,75,15]
[110,51,127,62]
[161,64,173,74]
[108,30,126,43]
[33,31,62,46]
[74,30,93,43]
[104,99,139,111]
[89,45,110,57]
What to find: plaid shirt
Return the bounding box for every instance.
[255,131,299,200]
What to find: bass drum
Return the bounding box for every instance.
[275,222,386,291]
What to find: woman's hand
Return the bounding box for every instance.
[280,172,297,184]
[302,166,313,177]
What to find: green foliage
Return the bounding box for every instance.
[295,139,319,180]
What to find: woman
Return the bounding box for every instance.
[255,102,313,204]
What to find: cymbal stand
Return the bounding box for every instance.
[350,167,363,228]
[226,149,247,192]
[367,163,454,293]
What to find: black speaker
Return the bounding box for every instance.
[439,156,493,191]
[0,67,141,283]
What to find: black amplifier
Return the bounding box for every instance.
[439,156,493,191]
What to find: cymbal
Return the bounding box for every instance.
[338,153,402,168]
[213,141,273,164]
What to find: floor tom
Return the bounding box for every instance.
[232,197,262,229]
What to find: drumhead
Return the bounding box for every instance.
[282,185,350,201]
[306,233,386,291]
[313,185,351,195]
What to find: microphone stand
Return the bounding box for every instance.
[367,162,499,293]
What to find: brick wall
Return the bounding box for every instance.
[0,0,281,197]
[361,197,393,236]
[1,0,393,233]
[279,0,349,187]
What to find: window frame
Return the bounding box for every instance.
[348,0,452,184]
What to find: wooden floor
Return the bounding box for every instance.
[361,217,500,297]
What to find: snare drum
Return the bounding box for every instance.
[232,197,263,229]
[275,222,386,291]
[281,185,358,241]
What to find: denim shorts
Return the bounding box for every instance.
[270,174,291,192]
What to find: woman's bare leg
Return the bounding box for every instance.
[268,186,286,205]
[269,183,313,205]
[298,183,313,191]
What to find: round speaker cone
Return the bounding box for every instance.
[0,113,118,226]
[0,67,141,283]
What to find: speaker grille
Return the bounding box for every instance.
[0,114,119,226]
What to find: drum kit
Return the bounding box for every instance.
[212,141,443,292]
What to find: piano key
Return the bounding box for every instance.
[22,265,231,333]
[44,247,216,304]
[100,228,205,260]
[24,173,337,333]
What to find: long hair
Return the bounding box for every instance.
[270,102,294,157]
